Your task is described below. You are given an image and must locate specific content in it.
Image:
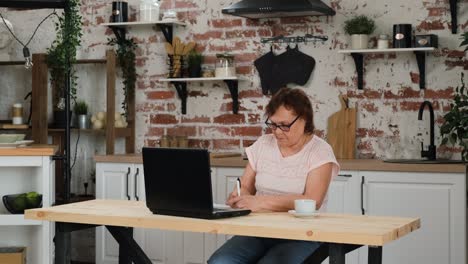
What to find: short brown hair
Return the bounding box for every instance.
[265,88,315,134]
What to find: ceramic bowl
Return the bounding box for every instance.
[0,134,24,143]
[2,193,42,214]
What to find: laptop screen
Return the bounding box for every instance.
[142,147,214,214]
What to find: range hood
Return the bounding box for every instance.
[222,0,336,19]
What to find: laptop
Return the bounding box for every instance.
[142,147,251,219]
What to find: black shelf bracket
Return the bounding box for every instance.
[351,53,364,90]
[450,0,458,34]
[158,24,174,44]
[171,82,188,114]
[224,80,239,114]
[414,51,426,89]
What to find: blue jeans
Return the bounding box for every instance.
[207,236,320,264]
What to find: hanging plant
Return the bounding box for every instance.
[108,36,137,118]
[46,0,82,110]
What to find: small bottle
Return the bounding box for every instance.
[377,34,389,49]
[139,0,160,22]
[12,103,23,125]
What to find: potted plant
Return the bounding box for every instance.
[440,72,468,161]
[187,51,203,77]
[74,100,89,129]
[344,15,376,49]
[46,0,82,127]
[108,37,137,118]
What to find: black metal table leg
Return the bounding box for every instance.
[55,222,97,264]
[106,226,153,264]
[368,246,382,264]
[329,243,346,264]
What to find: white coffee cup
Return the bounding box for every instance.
[294,199,316,214]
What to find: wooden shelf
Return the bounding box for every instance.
[0,61,26,66]
[75,59,107,64]
[0,214,42,226]
[48,128,105,133]
[338,47,435,54]
[102,21,185,44]
[339,47,435,90]
[101,21,186,27]
[160,77,241,114]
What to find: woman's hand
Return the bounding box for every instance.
[227,194,264,212]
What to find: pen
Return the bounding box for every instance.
[236,177,241,196]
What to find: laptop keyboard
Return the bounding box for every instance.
[213,203,233,212]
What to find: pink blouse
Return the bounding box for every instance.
[245,134,340,211]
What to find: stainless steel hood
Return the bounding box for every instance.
[222,0,336,19]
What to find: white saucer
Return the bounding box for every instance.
[288,210,319,218]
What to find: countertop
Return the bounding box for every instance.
[94,154,467,173]
[0,144,58,156]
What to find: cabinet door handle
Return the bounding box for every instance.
[361,176,365,215]
[134,168,140,201]
[338,174,352,177]
[126,167,131,200]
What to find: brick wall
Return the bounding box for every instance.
[1,0,467,160]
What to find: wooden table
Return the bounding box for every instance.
[25,199,420,264]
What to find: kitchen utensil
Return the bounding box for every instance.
[3,193,42,214]
[393,24,412,48]
[327,94,356,159]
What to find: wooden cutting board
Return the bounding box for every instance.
[327,95,356,159]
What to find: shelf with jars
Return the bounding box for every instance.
[160,53,241,115]
[338,47,435,90]
[101,21,185,44]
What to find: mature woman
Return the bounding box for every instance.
[208,87,339,264]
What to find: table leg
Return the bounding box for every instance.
[329,243,345,264]
[106,226,152,264]
[368,246,382,264]
[54,224,71,264]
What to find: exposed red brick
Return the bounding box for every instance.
[166,103,177,112]
[188,139,211,149]
[367,128,385,137]
[226,30,256,39]
[213,139,241,150]
[136,102,165,112]
[213,114,246,124]
[242,139,257,147]
[175,0,198,9]
[145,139,158,147]
[232,127,263,137]
[234,53,258,63]
[150,114,178,124]
[383,86,421,99]
[333,77,348,87]
[424,87,454,99]
[96,16,105,24]
[366,53,385,60]
[208,41,248,52]
[166,126,197,137]
[347,89,381,99]
[416,20,445,31]
[357,140,372,151]
[220,102,247,112]
[145,127,165,137]
[245,19,275,27]
[399,101,440,111]
[257,29,273,37]
[193,31,223,41]
[444,59,468,70]
[239,90,263,98]
[135,57,147,67]
[146,91,175,100]
[356,128,367,138]
[188,90,209,97]
[360,102,379,113]
[181,116,210,123]
[248,113,262,123]
[427,7,446,17]
[280,17,313,24]
[236,66,253,75]
[446,50,465,58]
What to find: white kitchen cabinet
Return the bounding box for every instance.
[96,162,218,264]
[0,156,54,264]
[359,171,466,264]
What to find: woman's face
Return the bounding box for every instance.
[267,105,306,148]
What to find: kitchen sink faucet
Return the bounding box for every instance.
[418,101,436,160]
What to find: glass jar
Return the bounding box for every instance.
[377,34,389,49]
[139,0,160,22]
[11,103,23,125]
[215,53,236,78]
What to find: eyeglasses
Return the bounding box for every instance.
[265,115,300,132]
